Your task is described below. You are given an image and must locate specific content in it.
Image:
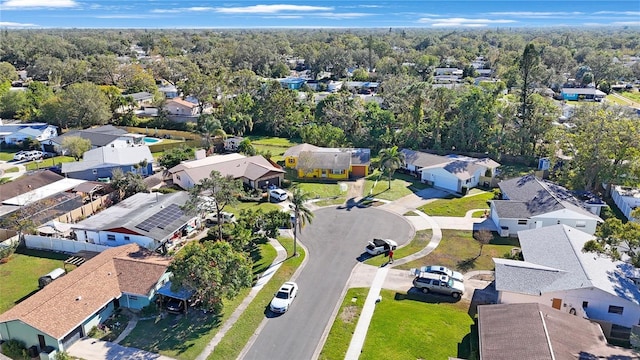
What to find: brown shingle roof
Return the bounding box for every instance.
[0,170,64,202]
[0,244,169,339]
[180,155,285,185]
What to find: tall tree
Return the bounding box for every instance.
[110,168,147,201]
[61,136,91,160]
[197,114,225,151]
[158,146,194,169]
[378,146,405,189]
[169,241,252,313]
[290,187,314,257]
[583,208,640,268]
[517,43,543,156]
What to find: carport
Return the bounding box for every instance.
[157,281,195,314]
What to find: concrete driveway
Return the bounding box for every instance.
[241,206,414,360]
[68,338,176,360]
[379,187,449,215]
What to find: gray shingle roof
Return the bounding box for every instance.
[61,146,154,173]
[297,151,351,170]
[400,149,450,168]
[496,175,601,220]
[495,225,640,305]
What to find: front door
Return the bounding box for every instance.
[38,334,45,350]
[551,298,562,310]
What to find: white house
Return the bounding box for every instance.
[71,192,198,253]
[163,98,201,116]
[43,125,144,155]
[490,175,603,236]
[168,153,285,190]
[61,146,154,181]
[400,149,500,194]
[0,122,58,145]
[224,136,244,152]
[494,225,640,340]
[611,185,640,221]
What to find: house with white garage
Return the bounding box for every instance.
[61,145,154,181]
[489,175,603,236]
[493,225,640,341]
[400,149,500,194]
[42,125,144,155]
[169,153,285,190]
[71,191,198,253]
[0,244,170,356]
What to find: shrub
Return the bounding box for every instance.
[153,187,177,194]
[140,302,159,317]
[1,339,27,359]
[0,242,18,263]
[55,351,72,360]
[281,179,292,188]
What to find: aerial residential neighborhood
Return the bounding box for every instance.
[0,2,639,360]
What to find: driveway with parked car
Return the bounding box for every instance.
[242,206,413,360]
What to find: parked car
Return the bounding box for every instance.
[166,298,185,313]
[415,265,464,283]
[365,238,398,255]
[270,281,298,313]
[27,151,43,160]
[268,188,288,202]
[412,272,464,299]
[205,211,236,224]
[13,151,28,161]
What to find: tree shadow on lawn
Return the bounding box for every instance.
[393,289,462,304]
[122,310,221,356]
[457,257,477,272]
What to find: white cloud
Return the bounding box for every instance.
[593,11,640,16]
[418,17,516,27]
[612,21,640,26]
[487,11,583,18]
[0,21,38,27]
[215,4,333,14]
[316,12,372,19]
[1,0,77,9]
[151,7,215,14]
[264,15,303,19]
[94,14,160,19]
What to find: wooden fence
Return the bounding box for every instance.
[52,193,111,224]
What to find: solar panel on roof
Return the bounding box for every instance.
[135,204,184,232]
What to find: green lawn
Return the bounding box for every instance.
[208,237,304,359]
[25,156,76,170]
[295,182,344,199]
[319,288,368,360]
[619,91,640,103]
[247,136,299,163]
[364,171,430,201]
[398,230,519,272]
[419,191,494,217]
[4,167,19,173]
[0,248,70,314]
[497,163,535,179]
[121,237,290,360]
[0,151,16,161]
[314,197,347,207]
[606,94,630,105]
[321,288,475,359]
[364,230,432,267]
[226,201,281,215]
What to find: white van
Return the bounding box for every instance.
[205,211,236,224]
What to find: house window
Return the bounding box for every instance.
[92,169,98,175]
[287,158,295,164]
[107,234,116,241]
[576,221,586,228]
[608,305,624,315]
[176,175,181,181]
[582,301,588,308]
[517,219,528,225]
[124,236,130,241]
[557,220,561,224]
[129,295,138,300]
[332,169,345,175]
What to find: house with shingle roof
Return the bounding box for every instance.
[489,175,603,236]
[169,153,285,190]
[493,225,640,340]
[42,125,144,155]
[163,98,202,116]
[0,244,171,353]
[400,149,500,193]
[0,122,58,145]
[71,192,198,253]
[283,143,370,179]
[61,145,154,181]
[477,303,638,360]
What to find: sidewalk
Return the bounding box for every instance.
[195,237,287,360]
[0,161,26,181]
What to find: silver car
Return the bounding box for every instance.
[412,272,464,299]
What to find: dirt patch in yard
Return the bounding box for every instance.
[339,305,359,323]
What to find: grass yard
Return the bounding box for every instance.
[247,136,298,163]
[0,151,16,161]
[295,182,344,199]
[606,94,630,105]
[335,289,475,360]
[364,170,430,201]
[208,237,304,359]
[0,248,70,314]
[227,201,281,215]
[25,156,76,171]
[314,197,348,207]
[4,167,19,173]
[319,288,368,360]
[364,230,432,267]
[121,237,289,360]
[398,230,519,272]
[497,163,535,179]
[419,191,494,217]
[619,91,640,103]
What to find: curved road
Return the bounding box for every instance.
[242,206,413,360]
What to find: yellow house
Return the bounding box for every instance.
[283,143,370,179]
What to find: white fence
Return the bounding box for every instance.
[611,186,639,221]
[25,235,109,253]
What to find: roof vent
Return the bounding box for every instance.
[76,296,82,301]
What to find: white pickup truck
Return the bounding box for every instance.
[365,238,398,255]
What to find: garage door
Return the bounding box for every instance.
[61,326,83,350]
[436,175,459,192]
[350,165,366,178]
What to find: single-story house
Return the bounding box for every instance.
[279,78,306,90]
[158,84,179,99]
[435,67,463,76]
[489,175,603,236]
[42,125,144,155]
[163,98,200,116]
[127,92,154,107]
[494,224,640,340]
[400,149,500,194]
[0,122,58,145]
[477,303,638,360]
[61,146,154,181]
[611,185,640,221]
[284,143,370,180]
[0,244,170,354]
[71,192,198,253]
[169,153,285,190]
[224,136,244,152]
[561,87,606,101]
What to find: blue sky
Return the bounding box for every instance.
[1,0,639,29]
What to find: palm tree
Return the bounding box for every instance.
[378,146,405,189]
[290,187,314,257]
[198,114,226,151]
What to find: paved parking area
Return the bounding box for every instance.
[68,338,176,360]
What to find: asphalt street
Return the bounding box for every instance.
[242,206,413,360]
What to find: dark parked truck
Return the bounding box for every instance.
[38,268,66,288]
